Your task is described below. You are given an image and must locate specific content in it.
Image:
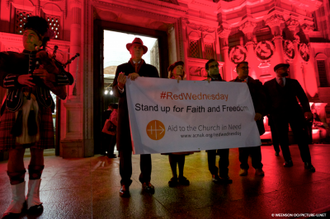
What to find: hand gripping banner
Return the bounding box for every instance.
[126,77,261,154]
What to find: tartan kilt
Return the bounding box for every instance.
[0,106,54,151]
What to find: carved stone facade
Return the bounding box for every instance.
[0,0,330,158]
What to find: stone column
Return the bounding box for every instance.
[266,14,285,63]
[60,1,84,158]
[301,24,318,98]
[239,21,257,79]
[217,25,231,81]
[286,18,305,89]
[69,5,81,100]
[179,18,189,79]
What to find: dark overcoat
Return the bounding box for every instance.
[263,78,311,116]
[113,60,159,151]
[231,76,266,135]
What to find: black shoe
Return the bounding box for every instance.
[107,154,117,158]
[27,204,43,215]
[142,182,155,194]
[168,177,178,187]
[283,160,293,167]
[219,177,233,184]
[304,162,316,172]
[119,185,130,198]
[178,176,190,186]
[2,212,21,219]
[255,169,265,176]
[212,174,220,183]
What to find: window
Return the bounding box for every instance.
[15,10,32,34]
[204,43,214,60]
[187,29,215,60]
[228,30,245,48]
[189,40,201,58]
[46,16,61,39]
[255,26,273,42]
[317,60,329,87]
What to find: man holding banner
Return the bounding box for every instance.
[113,38,159,197]
[231,62,265,177]
[204,59,232,184]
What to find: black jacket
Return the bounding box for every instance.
[231,76,266,135]
[112,60,159,151]
[263,78,311,116]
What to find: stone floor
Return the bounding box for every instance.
[0,144,330,219]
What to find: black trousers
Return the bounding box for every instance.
[268,115,280,152]
[272,112,312,163]
[207,149,229,178]
[102,133,116,155]
[119,149,152,186]
[270,125,280,153]
[239,146,263,170]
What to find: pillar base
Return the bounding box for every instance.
[60,139,83,158]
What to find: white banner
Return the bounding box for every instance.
[126,77,261,154]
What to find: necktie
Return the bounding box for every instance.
[135,63,138,73]
[278,78,284,87]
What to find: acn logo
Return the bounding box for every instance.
[146,120,165,140]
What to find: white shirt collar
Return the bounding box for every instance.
[276,77,286,85]
[132,60,141,64]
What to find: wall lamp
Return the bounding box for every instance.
[104,84,113,95]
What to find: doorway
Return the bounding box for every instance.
[93,20,169,154]
[103,30,159,108]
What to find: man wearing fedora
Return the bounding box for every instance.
[263,63,315,172]
[113,38,159,197]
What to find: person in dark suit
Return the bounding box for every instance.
[263,63,315,172]
[204,59,232,184]
[231,62,265,176]
[113,38,159,197]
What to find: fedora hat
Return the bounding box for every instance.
[126,38,148,54]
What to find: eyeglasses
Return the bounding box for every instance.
[209,64,219,69]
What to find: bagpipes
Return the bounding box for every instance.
[28,45,79,106]
[31,45,78,86]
